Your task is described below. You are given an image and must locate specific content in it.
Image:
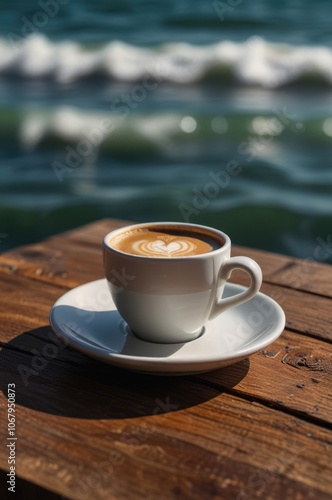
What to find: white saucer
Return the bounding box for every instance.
[49,279,285,375]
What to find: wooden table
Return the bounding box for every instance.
[0,219,331,500]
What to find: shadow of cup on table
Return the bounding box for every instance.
[0,325,249,419]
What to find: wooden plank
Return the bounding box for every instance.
[1,219,331,298]
[0,222,331,500]
[198,328,332,425]
[0,271,331,423]
[232,245,332,298]
[271,285,332,342]
[0,353,331,500]
[0,273,68,345]
[0,219,130,289]
[0,239,104,289]
[2,319,331,426]
[50,218,132,247]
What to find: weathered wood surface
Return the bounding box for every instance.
[0,219,331,500]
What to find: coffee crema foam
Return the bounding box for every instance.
[111,229,220,257]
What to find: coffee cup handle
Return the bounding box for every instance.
[209,256,262,320]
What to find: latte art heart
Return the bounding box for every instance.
[132,238,197,256]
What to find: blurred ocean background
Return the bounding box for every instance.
[0,0,331,262]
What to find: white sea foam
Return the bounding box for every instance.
[2,34,332,87]
[18,106,183,150]
[15,104,331,153]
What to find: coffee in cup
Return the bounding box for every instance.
[109,227,222,257]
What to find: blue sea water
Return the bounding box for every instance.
[0,0,331,263]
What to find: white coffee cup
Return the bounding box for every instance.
[103,222,262,344]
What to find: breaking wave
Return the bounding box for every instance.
[1,34,332,87]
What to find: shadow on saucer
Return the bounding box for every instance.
[0,326,249,420]
[52,305,185,358]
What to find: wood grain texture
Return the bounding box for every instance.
[0,272,331,424]
[0,218,332,500]
[232,245,332,298]
[198,329,332,425]
[1,218,331,297]
[1,347,332,499]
